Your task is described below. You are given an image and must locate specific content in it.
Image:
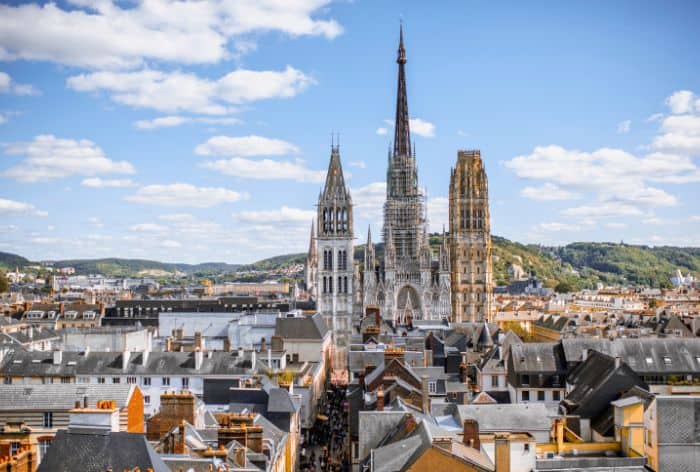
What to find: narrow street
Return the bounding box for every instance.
[299,384,349,471]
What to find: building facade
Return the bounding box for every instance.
[361,26,451,324]
[449,150,493,322]
[314,145,354,367]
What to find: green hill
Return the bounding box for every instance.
[0,251,30,271]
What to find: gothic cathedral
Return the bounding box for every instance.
[449,150,493,322]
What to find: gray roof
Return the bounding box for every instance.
[509,342,566,373]
[267,388,298,413]
[273,312,329,340]
[456,403,552,433]
[38,429,169,472]
[0,384,135,411]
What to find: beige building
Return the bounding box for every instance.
[449,150,493,322]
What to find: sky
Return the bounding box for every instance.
[1,0,700,264]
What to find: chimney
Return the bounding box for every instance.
[614,356,621,369]
[174,420,186,454]
[223,337,231,352]
[53,350,62,365]
[459,362,468,384]
[155,392,196,440]
[194,349,204,371]
[358,372,366,391]
[267,347,272,368]
[462,419,480,449]
[165,337,172,352]
[494,433,511,472]
[141,349,149,366]
[404,414,417,434]
[421,376,430,414]
[581,348,588,362]
[260,337,267,353]
[424,349,433,367]
[376,387,384,411]
[121,350,131,371]
[194,332,203,351]
[271,335,283,351]
[69,400,120,433]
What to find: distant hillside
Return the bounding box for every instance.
[2,237,698,288]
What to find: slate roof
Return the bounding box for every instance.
[0,384,135,411]
[273,313,329,340]
[509,342,566,373]
[38,429,169,472]
[456,403,552,434]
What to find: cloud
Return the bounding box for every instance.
[134,115,240,130]
[88,217,103,228]
[161,240,182,248]
[0,198,47,217]
[616,120,631,134]
[605,222,627,229]
[67,66,315,115]
[376,127,388,136]
[195,135,299,157]
[2,135,135,183]
[125,183,248,207]
[349,161,366,169]
[0,1,342,70]
[236,206,315,224]
[158,213,194,222]
[665,90,697,114]
[427,197,449,233]
[521,183,581,201]
[533,222,582,232]
[81,177,136,188]
[562,202,643,218]
[646,113,664,123]
[409,118,436,138]
[130,223,167,232]
[201,158,325,183]
[352,182,386,221]
[652,114,700,154]
[0,71,39,95]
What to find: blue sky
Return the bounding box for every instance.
[1,1,700,264]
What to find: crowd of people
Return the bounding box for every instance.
[299,384,348,471]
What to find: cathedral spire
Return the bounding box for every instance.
[393,22,411,158]
[308,219,317,259]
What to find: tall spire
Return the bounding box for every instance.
[308,219,317,259]
[393,22,411,158]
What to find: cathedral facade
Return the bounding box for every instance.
[361,26,451,324]
[449,150,493,322]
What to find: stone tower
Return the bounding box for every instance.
[316,144,354,366]
[305,220,318,301]
[449,150,493,322]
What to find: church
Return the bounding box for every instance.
[306,26,492,327]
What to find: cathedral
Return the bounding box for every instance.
[306,26,493,328]
[361,26,452,324]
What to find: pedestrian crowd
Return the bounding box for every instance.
[299,384,348,471]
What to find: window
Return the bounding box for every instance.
[524,443,530,452]
[97,377,106,384]
[43,412,53,428]
[143,377,151,386]
[112,377,120,384]
[182,377,189,389]
[553,390,561,401]
[428,381,437,394]
[126,376,137,384]
[60,376,71,384]
[537,390,545,402]
[3,376,11,385]
[491,375,499,388]
[39,439,52,458]
[144,395,151,405]
[663,356,672,366]
[522,390,530,402]
[521,374,530,386]
[162,377,170,386]
[9,442,20,456]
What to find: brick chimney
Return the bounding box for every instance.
[494,433,511,472]
[459,362,468,384]
[376,387,384,411]
[194,331,203,351]
[173,420,186,454]
[217,413,263,453]
[421,376,430,414]
[271,335,283,351]
[260,337,267,352]
[462,419,480,449]
[165,337,172,352]
[155,392,196,439]
[404,414,417,434]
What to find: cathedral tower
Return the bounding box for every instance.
[317,144,354,364]
[449,150,493,322]
[305,220,318,301]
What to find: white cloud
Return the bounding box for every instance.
[125,183,248,207]
[88,217,103,228]
[352,182,386,221]
[665,90,696,114]
[195,135,299,157]
[0,71,39,95]
[427,197,449,233]
[2,135,135,183]
[236,206,315,224]
[201,158,325,183]
[605,222,627,229]
[0,224,18,233]
[130,223,167,232]
[521,183,581,201]
[616,120,631,134]
[67,66,315,115]
[0,1,341,70]
[642,217,666,225]
[376,127,388,136]
[646,113,664,123]
[161,240,182,248]
[158,213,194,222]
[533,222,582,232]
[652,114,700,154]
[81,177,136,188]
[134,115,240,130]
[562,202,643,218]
[691,215,700,222]
[0,198,47,217]
[349,161,366,169]
[409,118,436,138]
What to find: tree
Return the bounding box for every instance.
[554,281,573,293]
[0,272,8,294]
